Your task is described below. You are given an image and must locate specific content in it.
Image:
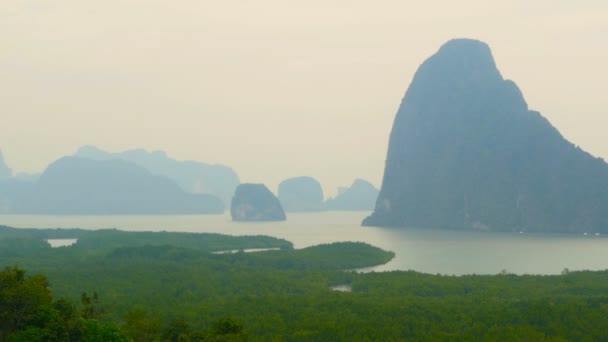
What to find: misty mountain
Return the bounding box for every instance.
[364,39,608,233]
[0,179,35,214]
[76,145,239,205]
[14,172,40,182]
[278,176,324,212]
[231,183,286,221]
[21,157,224,215]
[325,179,378,211]
[0,150,12,180]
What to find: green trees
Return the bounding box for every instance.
[0,266,52,340]
[121,312,246,342]
[0,266,128,342]
[80,292,105,320]
[122,309,163,342]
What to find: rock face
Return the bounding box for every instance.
[25,157,224,214]
[278,176,324,212]
[231,184,286,221]
[325,179,379,211]
[363,39,608,233]
[76,145,240,205]
[0,150,12,180]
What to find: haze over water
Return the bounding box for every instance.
[3,212,607,275]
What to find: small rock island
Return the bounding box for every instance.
[231,183,286,221]
[325,179,379,211]
[278,176,324,212]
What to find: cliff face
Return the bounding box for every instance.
[364,39,608,233]
[278,176,324,212]
[231,184,286,221]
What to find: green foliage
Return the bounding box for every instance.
[0,238,52,258]
[3,226,608,340]
[122,309,163,342]
[0,266,53,339]
[163,317,190,342]
[209,317,247,341]
[81,292,105,320]
[0,225,293,255]
[0,266,129,341]
[217,242,394,271]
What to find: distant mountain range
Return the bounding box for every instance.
[76,145,239,205]
[0,150,11,180]
[326,179,379,211]
[1,145,380,216]
[1,157,224,215]
[0,146,233,215]
[278,176,324,212]
[364,39,608,233]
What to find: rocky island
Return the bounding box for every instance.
[325,179,378,211]
[364,39,608,233]
[278,176,324,212]
[231,183,286,221]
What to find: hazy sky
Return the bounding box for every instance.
[1,1,607,196]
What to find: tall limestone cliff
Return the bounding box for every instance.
[363,39,608,233]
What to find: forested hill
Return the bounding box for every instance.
[365,39,608,233]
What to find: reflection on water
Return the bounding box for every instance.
[211,247,281,254]
[3,212,608,275]
[46,238,78,248]
[330,284,352,292]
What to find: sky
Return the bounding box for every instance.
[1,1,607,196]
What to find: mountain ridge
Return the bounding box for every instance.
[76,145,239,205]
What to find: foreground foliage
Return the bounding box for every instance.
[0,266,127,341]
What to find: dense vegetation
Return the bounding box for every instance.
[2,225,608,340]
[0,266,249,341]
[0,266,127,341]
[0,225,293,254]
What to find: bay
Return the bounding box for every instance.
[2,212,607,275]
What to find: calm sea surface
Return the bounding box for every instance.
[2,212,607,275]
